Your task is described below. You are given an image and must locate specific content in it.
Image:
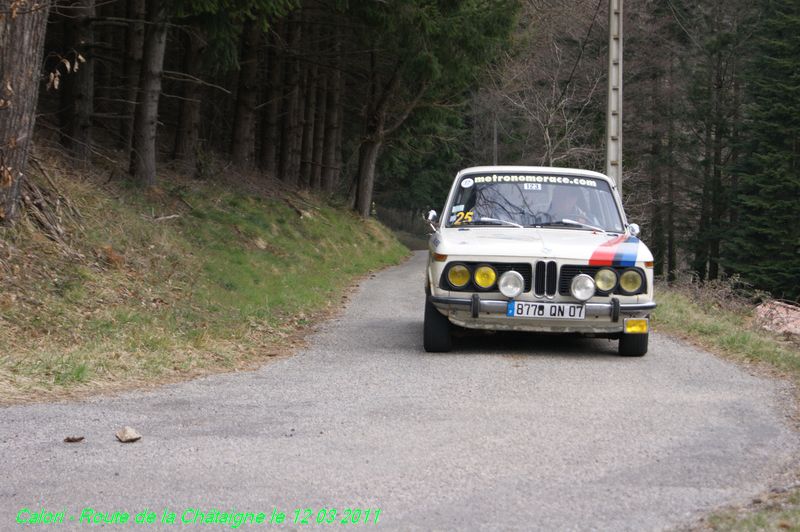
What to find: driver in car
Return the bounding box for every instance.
[548,186,592,225]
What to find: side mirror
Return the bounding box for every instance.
[425,210,438,232]
[628,223,640,237]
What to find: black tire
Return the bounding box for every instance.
[618,332,648,357]
[424,298,452,352]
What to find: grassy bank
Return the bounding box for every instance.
[0,156,408,404]
[653,286,800,378]
[701,492,800,532]
[651,281,800,530]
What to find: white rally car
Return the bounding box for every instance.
[424,166,656,356]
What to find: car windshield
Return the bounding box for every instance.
[446,173,624,233]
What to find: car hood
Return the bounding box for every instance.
[431,227,653,265]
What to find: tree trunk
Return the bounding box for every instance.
[299,60,317,188]
[691,59,714,282]
[57,11,75,147]
[667,162,676,282]
[666,53,677,283]
[693,123,712,281]
[231,19,261,168]
[352,61,404,217]
[0,0,50,225]
[173,28,205,168]
[92,0,121,120]
[298,18,321,189]
[292,65,306,184]
[725,59,741,278]
[279,14,301,185]
[708,55,726,281]
[59,0,94,164]
[310,71,327,191]
[260,24,284,175]
[129,0,167,187]
[332,87,343,192]
[120,0,145,152]
[354,140,382,218]
[649,75,665,277]
[290,69,305,185]
[321,24,341,194]
[708,136,723,281]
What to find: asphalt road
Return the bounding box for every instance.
[2,251,798,531]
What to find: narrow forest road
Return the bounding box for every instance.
[1,252,798,531]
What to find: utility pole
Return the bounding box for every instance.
[606,0,623,190]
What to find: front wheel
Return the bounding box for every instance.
[618,332,648,357]
[424,298,452,352]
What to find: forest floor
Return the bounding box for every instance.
[0,152,407,404]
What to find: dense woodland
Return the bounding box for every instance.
[0,0,798,300]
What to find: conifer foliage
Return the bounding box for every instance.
[727,0,800,300]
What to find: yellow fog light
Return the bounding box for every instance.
[594,268,618,292]
[473,265,497,289]
[624,318,649,334]
[447,264,470,288]
[619,269,643,294]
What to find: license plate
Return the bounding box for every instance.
[506,301,585,320]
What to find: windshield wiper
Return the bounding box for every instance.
[540,218,608,233]
[462,217,523,228]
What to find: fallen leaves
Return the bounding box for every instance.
[1,165,13,188]
[98,245,125,268]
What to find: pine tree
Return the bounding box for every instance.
[727,0,800,300]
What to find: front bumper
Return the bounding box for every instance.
[429,294,656,321]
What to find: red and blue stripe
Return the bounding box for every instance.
[588,235,640,267]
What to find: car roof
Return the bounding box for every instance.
[455,166,615,186]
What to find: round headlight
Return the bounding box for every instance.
[498,270,525,298]
[570,274,596,301]
[619,269,643,294]
[594,268,618,292]
[447,264,470,288]
[473,265,497,289]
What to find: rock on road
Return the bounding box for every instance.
[1,252,798,530]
